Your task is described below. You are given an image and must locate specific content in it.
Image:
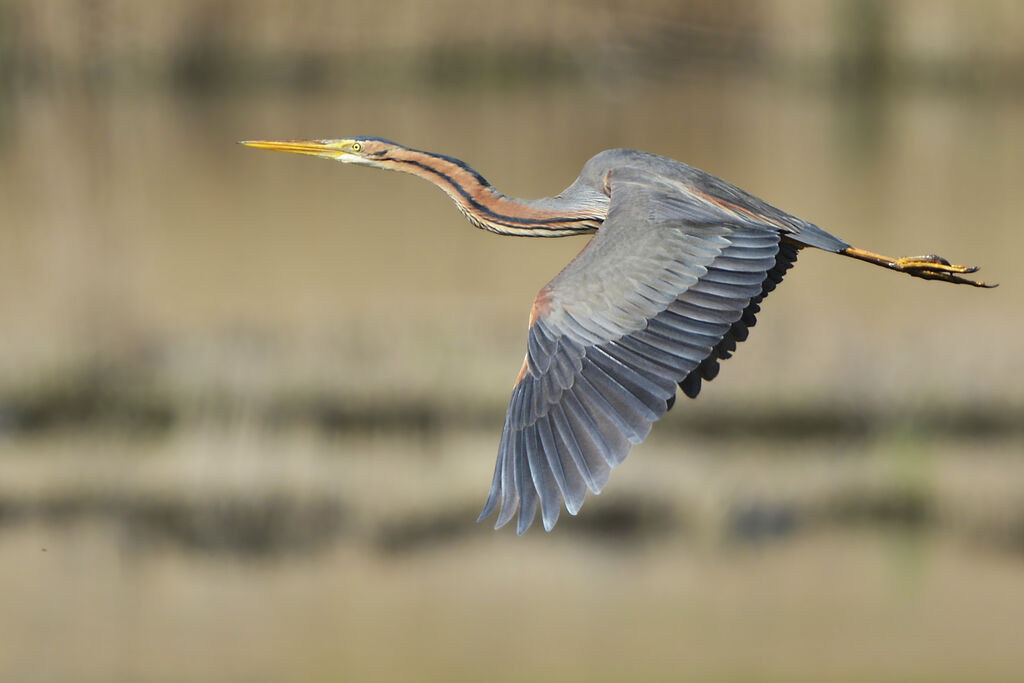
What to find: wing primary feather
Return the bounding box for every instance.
[701,268,765,286]
[524,424,561,531]
[626,327,708,366]
[699,356,721,381]
[610,335,700,378]
[668,299,737,324]
[560,390,614,492]
[569,375,636,463]
[580,356,660,425]
[478,442,503,522]
[713,255,776,273]
[728,319,750,343]
[647,315,729,348]
[536,414,573,508]
[499,405,521,514]
[495,427,521,529]
[725,231,780,247]
[680,371,703,399]
[517,487,538,535]
[650,310,726,341]
[516,429,539,534]
[573,370,646,447]
[590,344,678,393]
[602,340,681,384]
[549,403,597,498]
[503,432,528,532]
[666,391,678,411]
[587,346,674,412]
[680,289,750,313]
[690,277,763,299]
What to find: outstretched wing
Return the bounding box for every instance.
[479,167,795,534]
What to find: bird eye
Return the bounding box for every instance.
[351,142,362,152]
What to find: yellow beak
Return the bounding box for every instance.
[239,139,356,161]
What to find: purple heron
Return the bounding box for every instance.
[242,137,992,534]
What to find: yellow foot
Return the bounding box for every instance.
[892,254,995,287]
[841,246,996,287]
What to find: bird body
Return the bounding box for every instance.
[242,137,991,534]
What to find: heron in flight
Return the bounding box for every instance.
[242,137,992,534]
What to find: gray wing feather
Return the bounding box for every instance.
[548,403,596,508]
[677,241,801,400]
[479,167,803,533]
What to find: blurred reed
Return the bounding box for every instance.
[1,0,1024,91]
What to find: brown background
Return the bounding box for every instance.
[1,1,1022,681]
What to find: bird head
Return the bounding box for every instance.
[240,137,398,166]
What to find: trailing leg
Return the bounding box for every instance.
[840,246,994,287]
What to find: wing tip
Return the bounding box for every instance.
[476,505,494,525]
[478,478,568,534]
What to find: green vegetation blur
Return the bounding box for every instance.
[0,2,1022,681]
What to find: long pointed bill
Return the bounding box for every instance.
[239,139,357,161]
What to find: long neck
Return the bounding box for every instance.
[377,146,606,237]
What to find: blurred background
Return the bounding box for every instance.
[1,0,1023,680]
